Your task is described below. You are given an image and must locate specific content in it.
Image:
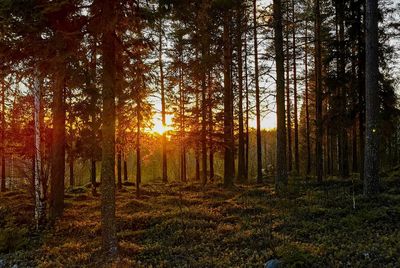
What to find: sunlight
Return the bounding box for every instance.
[150,114,174,135]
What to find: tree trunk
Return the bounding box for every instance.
[117,150,122,189]
[100,0,118,255]
[237,2,245,183]
[285,0,292,173]
[1,81,5,192]
[253,0,263,183]
[223,9,234,187]
[244,26,250,182]
[34,72,46,229]
[292,0,299,175]
[49,57,66,221]
[159,18,168,184]
[136,99,141,196]
[304,19,311,175]
[274,0,287,193]
[123,153,128,182]
[315,0,323,182]
[364,0,380,195]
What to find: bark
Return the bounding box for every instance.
[159,18,168,183]
[100,0,118,255]
[1,81,5,192]
[136,99,142,196]
[304,19,311,175]
[223,9,234,187]
[237,2,245,183]
[274,0,288,193]
[292,0,299,175]
[364,0,380,195]
[285,0,292,173]
[34,72,46,229]
[315,0,323,182]
[117,150,122,189]
[49,55,66,221]
[123,154,128,182]
[253,0,263,182]
[244,26,249,181]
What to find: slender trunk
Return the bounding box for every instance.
[223,9,234,187]
[117,150,122,189]
[364,0,380,195]
[244,25,250,182]
[274,0,288,193]
[91,160,96,186]
[123,153,128,182]
[253,0,263,182]
[136,99,141,196]
[69,154,74,188]
[285,0,292,173]
[292,0,299,175]
[201,75,207,185]
[305,20,311,175]
[50,57,66,221]
[1,82,5,192]
[237,2,245,183]
[358,2,366,181]
[159,19,168,183]
[208,73,214,182]
[100,0,118,254]
[315,0,323,182]
[34,72,46,229]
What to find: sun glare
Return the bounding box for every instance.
[150,114,173,135]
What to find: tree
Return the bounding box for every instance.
[223,6,234,187]
[33,70,46,229]
[274,0,288,193]
[98,0,118,255]
[253,0,263,183]
[364,0,380,195]
[314,0,323,182]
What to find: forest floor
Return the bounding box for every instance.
[1,173,400,268]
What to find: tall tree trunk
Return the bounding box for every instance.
[315,0,323,182]
[237,2,245,183]
[304,19,311,175]
[358,1,366,181]
[117,150,122,189]
[201,75,207,185]
[208,72,214,182]
[100,0,118,255]
[49,57,66,221]
[274,0,288,193]
[292,0,299,175]
[223,9,234,187]
[244,24,250,182]
[364,0,380,195]
[69,154,74,188]
[136,99,141,196]
[253,0,263,182]
[1,81,5,192]
[179,60,187,183]
[285,0,292,173]
[34,72,46,229]
[159,18,168,183]
[337,2,349,178]
[123,153,128,182]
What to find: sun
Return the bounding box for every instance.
[149,114,173,135]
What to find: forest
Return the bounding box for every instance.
[0,0,400,267]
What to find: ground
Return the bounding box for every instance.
[1,175,400,267]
